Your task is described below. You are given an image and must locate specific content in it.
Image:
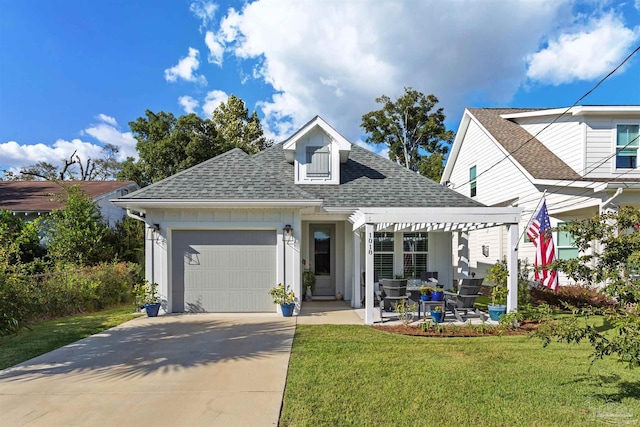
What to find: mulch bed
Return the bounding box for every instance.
[373,321,540,337]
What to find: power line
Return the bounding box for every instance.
[451,44,640,192]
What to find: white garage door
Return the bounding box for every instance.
[172,230,276,312]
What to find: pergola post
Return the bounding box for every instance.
[365,223,374,325]
[352,231,361,308]
[506,223,518,313]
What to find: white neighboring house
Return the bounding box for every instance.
[0,180,139,226]
[442,106,640,285]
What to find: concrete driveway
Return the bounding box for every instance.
[0,313,295,427]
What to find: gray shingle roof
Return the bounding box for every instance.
[253,143,484,208]
[121,148,318,201]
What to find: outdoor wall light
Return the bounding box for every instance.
[283,224,293,242]
[151,223,160,233]
[482,244,489,257]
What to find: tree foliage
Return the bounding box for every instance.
[0,210,44,265]
[44,185,112,266]
[3,145,122,181]
[535,206,640,367]
[119,95,269,187]
[361,87,454,181]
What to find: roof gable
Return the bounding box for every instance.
[282,116,351,163]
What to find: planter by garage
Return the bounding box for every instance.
[144,303,161,317]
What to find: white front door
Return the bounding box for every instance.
[310,224,335,297]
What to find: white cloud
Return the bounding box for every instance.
[526,13,640,85]
[178,95,200,114]
[211,0,574,141]
[205,31,225,65]
[202,90,229,118]
[0,114,137,171]
[164,47,207,85]
[190,1,217,32]
[97,113,118,127]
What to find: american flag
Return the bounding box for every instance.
[526,200,558,291]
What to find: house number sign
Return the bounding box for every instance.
[367,230,373,255]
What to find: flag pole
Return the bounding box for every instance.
[515,190,547,251]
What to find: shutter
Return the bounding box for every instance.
[306,146,330,176]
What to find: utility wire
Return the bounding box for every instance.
[451,44,640,192]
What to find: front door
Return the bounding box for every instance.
[310,224,335,297]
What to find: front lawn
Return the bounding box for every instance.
[0,304,141,370]
[281,325,640,427]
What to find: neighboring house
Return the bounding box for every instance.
[113,117,521,322]
[0,180,139,226]
[442,106,640,285]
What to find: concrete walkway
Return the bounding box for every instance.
[0,313,295,427]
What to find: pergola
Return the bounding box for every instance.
[348,207,523,325]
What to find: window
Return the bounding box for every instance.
[469,165,477,197]
[373,233,394,280]
[403,232,428,279]
[616,124,639,169]
[306,146,330,176]
[557,222,578,260]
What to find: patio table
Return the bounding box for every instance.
[418,300,445,320]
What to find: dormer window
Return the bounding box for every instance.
[306,146,330,177]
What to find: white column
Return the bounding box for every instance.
[352,231,361,308]
[457,231,469,284]
[365,223,375,325]
[506,223,518,313]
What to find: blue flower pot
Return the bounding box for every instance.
[431,291,444,301]
[420,295,431,301]
[488,305,507,321]
[144,303,161,317]
[430,311,443,323]
[281,303,295,317]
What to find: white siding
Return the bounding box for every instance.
[584,115,640,179]
[516,115,584,175]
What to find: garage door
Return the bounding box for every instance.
[172,230,276,312]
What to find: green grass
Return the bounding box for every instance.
[0,304,141,370]
[281,325,640,427]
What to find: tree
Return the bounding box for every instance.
[119,95,270,187]
[361,87,454,181]
[0,210,44,265]
[3,145,122,181]
[43,185,112,266]
[535,207,640,367]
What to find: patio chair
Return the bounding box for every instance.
[445,278,485,322]
[419,271,438,281]
[361,271,382,307]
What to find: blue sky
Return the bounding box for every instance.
[1,0,639,173]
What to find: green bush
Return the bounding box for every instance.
[0,262,139,335]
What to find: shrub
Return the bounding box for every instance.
[531,284,615,309]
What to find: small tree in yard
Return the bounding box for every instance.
[535,206,640,367]
[44,185,112,266]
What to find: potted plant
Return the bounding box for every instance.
[430,305,444,323]
[431,284,445,301]
[134,281,161,317]
[486,261,509,321]
[419,285,432,301]
[302,269,316,301]
[268,283,296,317]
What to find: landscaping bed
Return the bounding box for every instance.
[373,320,540,337]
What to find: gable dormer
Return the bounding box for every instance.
[283,116,351,185]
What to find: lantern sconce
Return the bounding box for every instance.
[482,244,489,257]
[283,224,293,242]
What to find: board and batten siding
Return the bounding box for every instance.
[515,115,584,175]
[143,207,300,314]
[584,115,640,179]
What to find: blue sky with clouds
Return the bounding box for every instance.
[1,0,639,173]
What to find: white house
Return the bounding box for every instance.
[113,117,522,323]
[0,180,139,226]
[442,106,640,284]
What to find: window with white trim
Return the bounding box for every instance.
[306,146,330,177]
[373,232,394,280]
[403,232,428,279]
[470,165,477,197]
[616,124,639,169]
[557,222,578,260]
